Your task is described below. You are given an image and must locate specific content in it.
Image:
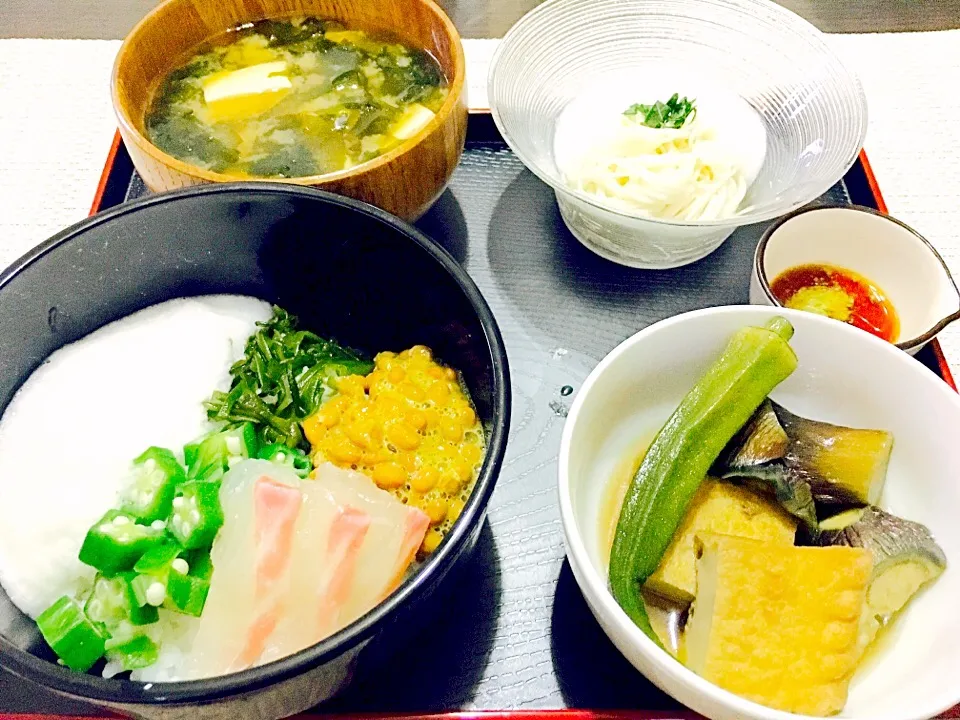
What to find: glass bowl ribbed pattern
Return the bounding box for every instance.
[488,0,868,268]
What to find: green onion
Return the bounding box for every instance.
[624,93,696,129]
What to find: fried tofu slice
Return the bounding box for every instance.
[685,533,873,716]
[645,479,797,603]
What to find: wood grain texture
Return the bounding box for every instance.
[3,0,959,39]
[113,0,468,220]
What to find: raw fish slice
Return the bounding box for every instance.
[311,463,429,630]
[262,463,429,660]
[261,492,370,662]
[179,460,301,679]
[178,468,258,679]
[315,507,371,630]
[233,477,302,669]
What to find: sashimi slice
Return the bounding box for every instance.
[234,477,302,669]
[313,464,430,616]
[260,495,370,663]
[262,463,429,661]
[314,506,371,632]
[179,460,302,680]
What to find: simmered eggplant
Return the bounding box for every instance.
[716,400,893,508]
[721,465,818,534]
[818,506,946,652]
[716,401,818,532]
[720,400,789,470]
[777,405,892,505]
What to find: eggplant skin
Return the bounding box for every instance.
[719,400,789,470]
[716,400,893,507]
[719,465,818,535]
[818,506,946,571]
[774,403,893,506]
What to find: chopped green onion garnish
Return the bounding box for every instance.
[624,93,696,129]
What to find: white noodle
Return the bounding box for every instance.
[563,112,748,222]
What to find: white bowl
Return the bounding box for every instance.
[488,0,868,269]
[751,205,960,354]
[558,305,960,720]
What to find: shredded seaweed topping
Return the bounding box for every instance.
[204,307,373,450]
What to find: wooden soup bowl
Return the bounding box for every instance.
[111,0,468,221]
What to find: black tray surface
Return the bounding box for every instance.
[0,116,948,715]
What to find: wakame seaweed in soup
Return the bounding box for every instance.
[145,17,448,178]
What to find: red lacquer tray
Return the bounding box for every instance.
[0,118,954,720]
[86,128,959,390]
[2,710,958,719]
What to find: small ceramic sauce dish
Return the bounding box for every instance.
[751,205,960,354]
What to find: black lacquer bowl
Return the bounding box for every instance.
[0,184,510,720]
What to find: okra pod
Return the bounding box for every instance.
[85,574,158,628]
[119,447,186,523]
[36,596,107,672]
[258,442,311,478]
[166,556,212,617]
[608,317,798,644]
[170,480,223,549]
[130,544,212,616]
[106,634,159,671]
[78,510,167,574]
[185,423,258,481]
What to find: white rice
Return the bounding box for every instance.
[129,608,202,682]
[0,295,270,624]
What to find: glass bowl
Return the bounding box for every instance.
[488,0,868,269]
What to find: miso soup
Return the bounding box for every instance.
[145,17,448,178]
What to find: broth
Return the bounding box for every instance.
[599,435,686,659]
[145,17,448,178]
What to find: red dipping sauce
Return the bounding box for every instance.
[770,263,900,342]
